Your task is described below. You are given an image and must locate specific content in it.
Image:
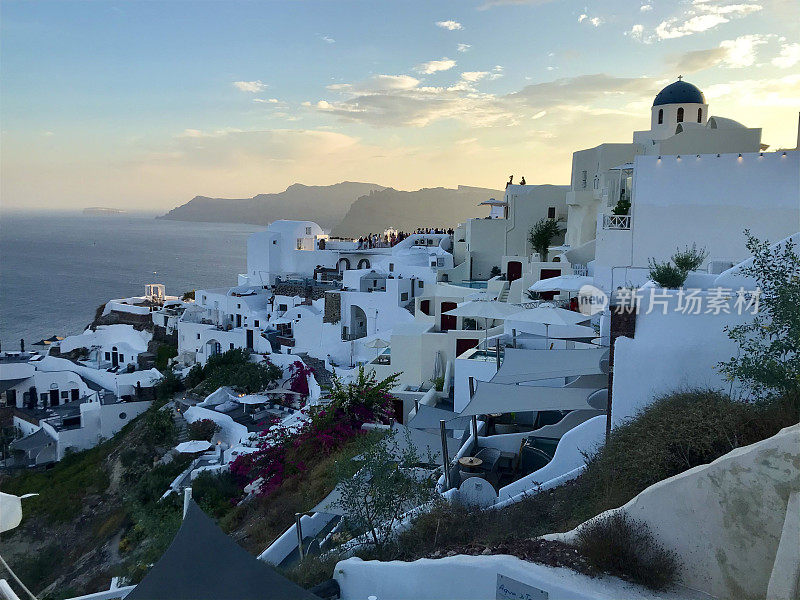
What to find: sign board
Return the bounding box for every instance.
[496,574,549,600]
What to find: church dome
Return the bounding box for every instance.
[653,80,706,106]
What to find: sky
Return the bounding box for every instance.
[1,0,798,212]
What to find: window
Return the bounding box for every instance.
[197,333,201,339]
[297,238,303,250]
[581,170,587,189]
[389,263,394,272]
[279,304,288,312]
[657,108,663,124]
[677,107,684,123]
[437,258,445,267]
[230,343,234,350]
[61,391,69,398]
[272,240,277,245]
[237,303,241,309]
[401,292,409,301]
[119,354,124,362]
[305,227,312,234]
[547,206,556,219]
[105,352,111,360]
[418,281,424,289]
[119,412,127,419]
[40,393,48,402]
[254,320,259,328]
[697,107,702,123]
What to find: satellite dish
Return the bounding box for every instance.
[459,476,498,508]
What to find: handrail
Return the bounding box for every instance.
[602,214,632,230]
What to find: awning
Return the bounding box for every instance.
[459,380,604,416]
[491,348,607,384]
[407,404,470,430]
[565,239,596,266]
[9,428,55,453]
[529,275,593,293]
[127,499,319,600]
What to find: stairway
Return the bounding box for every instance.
[171,405,189,443]
[297,353,335,388]
[497,282,510,303]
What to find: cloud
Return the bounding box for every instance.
[326,74,421,94]
[632,1,763,43]
[319,35,335,44]
[670,34,770,72]
[312,71,659,130]
[461,71,490,82]
[719,34,768,67]
[477,0,555,9]
[772,42,800,69]
[415,57,457,74]
[578,14,603,27]
[435,20,463,31]
[253,98,280,104]
[233,80,267,93]
[457,43,472,53]
[640,3,653,11]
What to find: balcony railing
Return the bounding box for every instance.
[602,214,632,230]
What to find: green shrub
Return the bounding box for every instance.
[612,197,631,215]
[192,471,241,518]
[647,259,686,288]
[11,544,65,594]
[575,513,679,590]
[155,344,178,372]
[145,407,177,446]
[191,348,282,394]
[188,418,220,441]
[671,243,708,272]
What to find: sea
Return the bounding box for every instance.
[0,213,263,348]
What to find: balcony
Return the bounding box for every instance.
[602,214,631,230]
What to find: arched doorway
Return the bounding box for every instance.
[357,258,371,269]
[206,339,221,358]
[338,258,351,273]
[350,305,367,339]
[111,346,119,367]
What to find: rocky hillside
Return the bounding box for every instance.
[331,185,502,237]
[158,182,385,229]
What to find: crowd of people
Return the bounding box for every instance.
[355,228,454,249]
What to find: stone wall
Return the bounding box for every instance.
[324,292,341,324]
[549,425,800,600]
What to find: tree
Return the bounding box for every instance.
[335,428,435,553]
[188,419,220,441]
[528,218,564,261]
[719,232,800,400]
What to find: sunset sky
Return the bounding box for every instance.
[2,0,798,211]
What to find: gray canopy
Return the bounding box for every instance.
[459,380,604,417]
[490,348,607,385]
[127,499,319,600]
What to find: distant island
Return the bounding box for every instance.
[158,181,502,234]
[83,207,126,215]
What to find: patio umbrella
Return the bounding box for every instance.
[529,275,594,293]
[364,337,390,358]
[32,335,64,346]
[443,300,521,349]
[175,440,212,454]
[506,306,590,348]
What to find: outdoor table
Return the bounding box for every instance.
[458,456,484,471]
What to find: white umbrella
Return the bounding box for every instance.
[529,275,594,293]
[506,306,590,348]
[236,394,269,405]
[175,440,212,454]
[364,337,390,358]
[443,300,521,349]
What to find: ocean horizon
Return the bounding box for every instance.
[0,212,262,348]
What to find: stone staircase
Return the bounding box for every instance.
[171,405,189,443]
[297,353,335,389]
[497,282,510,303]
